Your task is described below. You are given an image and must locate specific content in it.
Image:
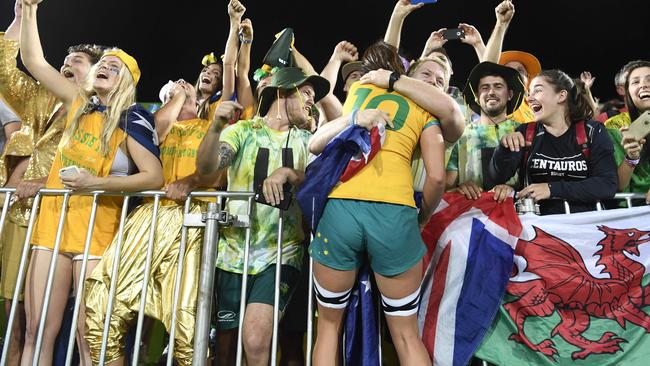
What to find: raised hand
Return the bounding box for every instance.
[580,71,596,89]
[331,41,359,63]
[458,23,483,47]
[392,0,425,19]
[168,81,186,100]
[422,29,448,57]
[495,0,515,25]
[21,0,42,6]
[228,0,246,22]
[14,0,23,17]
[212,101,243,132]
[240,18,254,42]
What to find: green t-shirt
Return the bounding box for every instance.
[446,119,520,188]
[217,118,311,274]
[607,127,650,193]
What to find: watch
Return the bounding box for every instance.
[387,71,401,93]
[624,155,640,167]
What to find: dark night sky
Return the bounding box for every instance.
[1,0,649,103]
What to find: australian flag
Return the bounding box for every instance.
[418,193,521,366]
[297,124,385,233]
[344,265,380,366]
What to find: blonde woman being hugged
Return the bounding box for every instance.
[19,1,163,365]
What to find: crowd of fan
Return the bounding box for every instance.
[0,0,648,365]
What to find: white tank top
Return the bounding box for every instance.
[109,148,133,177]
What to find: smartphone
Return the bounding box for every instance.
[59,165,81,178]
[442,28,465,41]
[254,190,293,211]
[625,110,650,140]
[411,0,438,3]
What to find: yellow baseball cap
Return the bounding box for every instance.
[103,49,141,86]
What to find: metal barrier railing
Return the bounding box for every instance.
[1,187,645,366]
[0,188,259,366]
[484,192,648,366]
[516,193,647,215]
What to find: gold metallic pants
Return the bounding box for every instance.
[0,220,28,300]
[84,202,203,365]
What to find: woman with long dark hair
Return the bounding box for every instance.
[489,69,617,214]
[608,60,650,204]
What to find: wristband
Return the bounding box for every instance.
[350,109,359,126]
[387,71,400,93]
[238,31,253,44]
[624,155,640,167]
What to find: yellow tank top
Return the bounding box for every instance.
[329,82,438,207]
[32,98,127,256]
[158,118,212,204]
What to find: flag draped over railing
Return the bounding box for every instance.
[418,193,522,366]
[476,205,650,366]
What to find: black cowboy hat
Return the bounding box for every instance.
[463,61,526,115]
[258,67,330,117]
[262,28,296,68]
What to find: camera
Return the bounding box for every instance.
[442,28,465,41]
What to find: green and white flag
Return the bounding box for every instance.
[476,205,650,365]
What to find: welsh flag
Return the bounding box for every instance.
[476,205,650,365]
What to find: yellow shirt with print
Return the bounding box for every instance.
[158,118,213,204]
[32,98,127,256]
[508,99,535,123]
[329,82,439,208]
[604,112,631,130]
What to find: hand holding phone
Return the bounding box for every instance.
[255,167,294,210]
[59,165,81,178]
[442,28,465,41]
[254,190,293,210]
[624,110,650,141]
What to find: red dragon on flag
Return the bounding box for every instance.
[476,206,650,365]
[506,225,650,360]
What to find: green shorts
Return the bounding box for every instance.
[216,264,300,330]
[310,199,426,277]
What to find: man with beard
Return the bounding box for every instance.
[0,1,103,363]
[197,67,329,366]
[446,61,525,202]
